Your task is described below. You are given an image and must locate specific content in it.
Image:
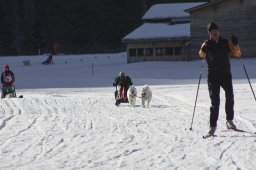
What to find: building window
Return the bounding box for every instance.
[138,48,144,56]
[129,48,136,57]
[145,48,153,56]
[165,47,173,55]
[156,47,165,56]
[174,47,182,55]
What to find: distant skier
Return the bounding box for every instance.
[42,42,59,65]
[1,64,15,98]
[42,54,53,65]
[113,71,133,106]
[199,22,241,136]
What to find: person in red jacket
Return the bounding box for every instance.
[1,64,15,98]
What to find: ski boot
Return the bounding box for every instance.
[226,120,236,129]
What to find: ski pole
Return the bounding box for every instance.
[242,60,256,101]
[190,59,205,131]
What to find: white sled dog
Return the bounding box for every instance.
[127,86,137,107]
[141,85,152,108]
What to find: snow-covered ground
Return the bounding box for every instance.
[0,53,256,169]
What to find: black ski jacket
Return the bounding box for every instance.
[201,37,231,75]
[113,76,133,88]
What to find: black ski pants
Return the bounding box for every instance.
[208,72,234,127]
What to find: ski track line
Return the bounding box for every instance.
[29,96,66,165]
[151,93,245,169]
[0,115,14,130]
[0,99,17,130]
[0,96,84,169]
[128,108,158,169]
[159,85,256,138]
[105,93,183,169]
[27,96,58,163]
[1,88,255,169]
[0,99,27,147]
[97,100,126,169]
[208,140,251,170]
[131,105,174,169]
[36,96,87,160]
[90,98,137,169]
[39,97,68,132]
[37,96,106,169]
[117,103,174,169]
[113,94,189,169]
[153,93,208,135]
[83,97,167,169]
[17,95,88,169]
[0,98,44,169]
[67,97,101,167]
[236,115,256,133]
[114,107,149,169]
[219,141,235,160]
[89,98,118,168]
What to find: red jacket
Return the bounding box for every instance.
[1,71,15,87]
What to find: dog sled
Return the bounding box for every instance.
[1,85,23,99]
[114,86,129,106]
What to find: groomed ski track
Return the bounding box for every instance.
[1,84,256,170]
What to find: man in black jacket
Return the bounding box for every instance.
[199,22,241,136]
[113,71,133,106]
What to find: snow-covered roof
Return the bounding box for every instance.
[142,2,206,20]
[185,0,225,13]
[122,23,190,43]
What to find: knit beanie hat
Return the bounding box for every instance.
[207,22,219,32]
[4,64,9,70]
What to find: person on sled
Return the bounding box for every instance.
[113,71,133,106]
[42,54,53,65]
[1,64,16,98]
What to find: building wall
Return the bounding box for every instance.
[126,40,190,63]
[190,0,256,59]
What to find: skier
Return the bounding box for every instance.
[199,22,241,136]
[1,64,15,98]
[42,54,53,64]
[113,71,133,106]
[42,42,59,65]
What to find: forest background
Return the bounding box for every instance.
[0,0,207,56]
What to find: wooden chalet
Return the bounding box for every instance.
[122,3,204,63]
[185,0,256,58]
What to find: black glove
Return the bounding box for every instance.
[201,40,208,53]
[113,82,117,86]
[231,34,238,46]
